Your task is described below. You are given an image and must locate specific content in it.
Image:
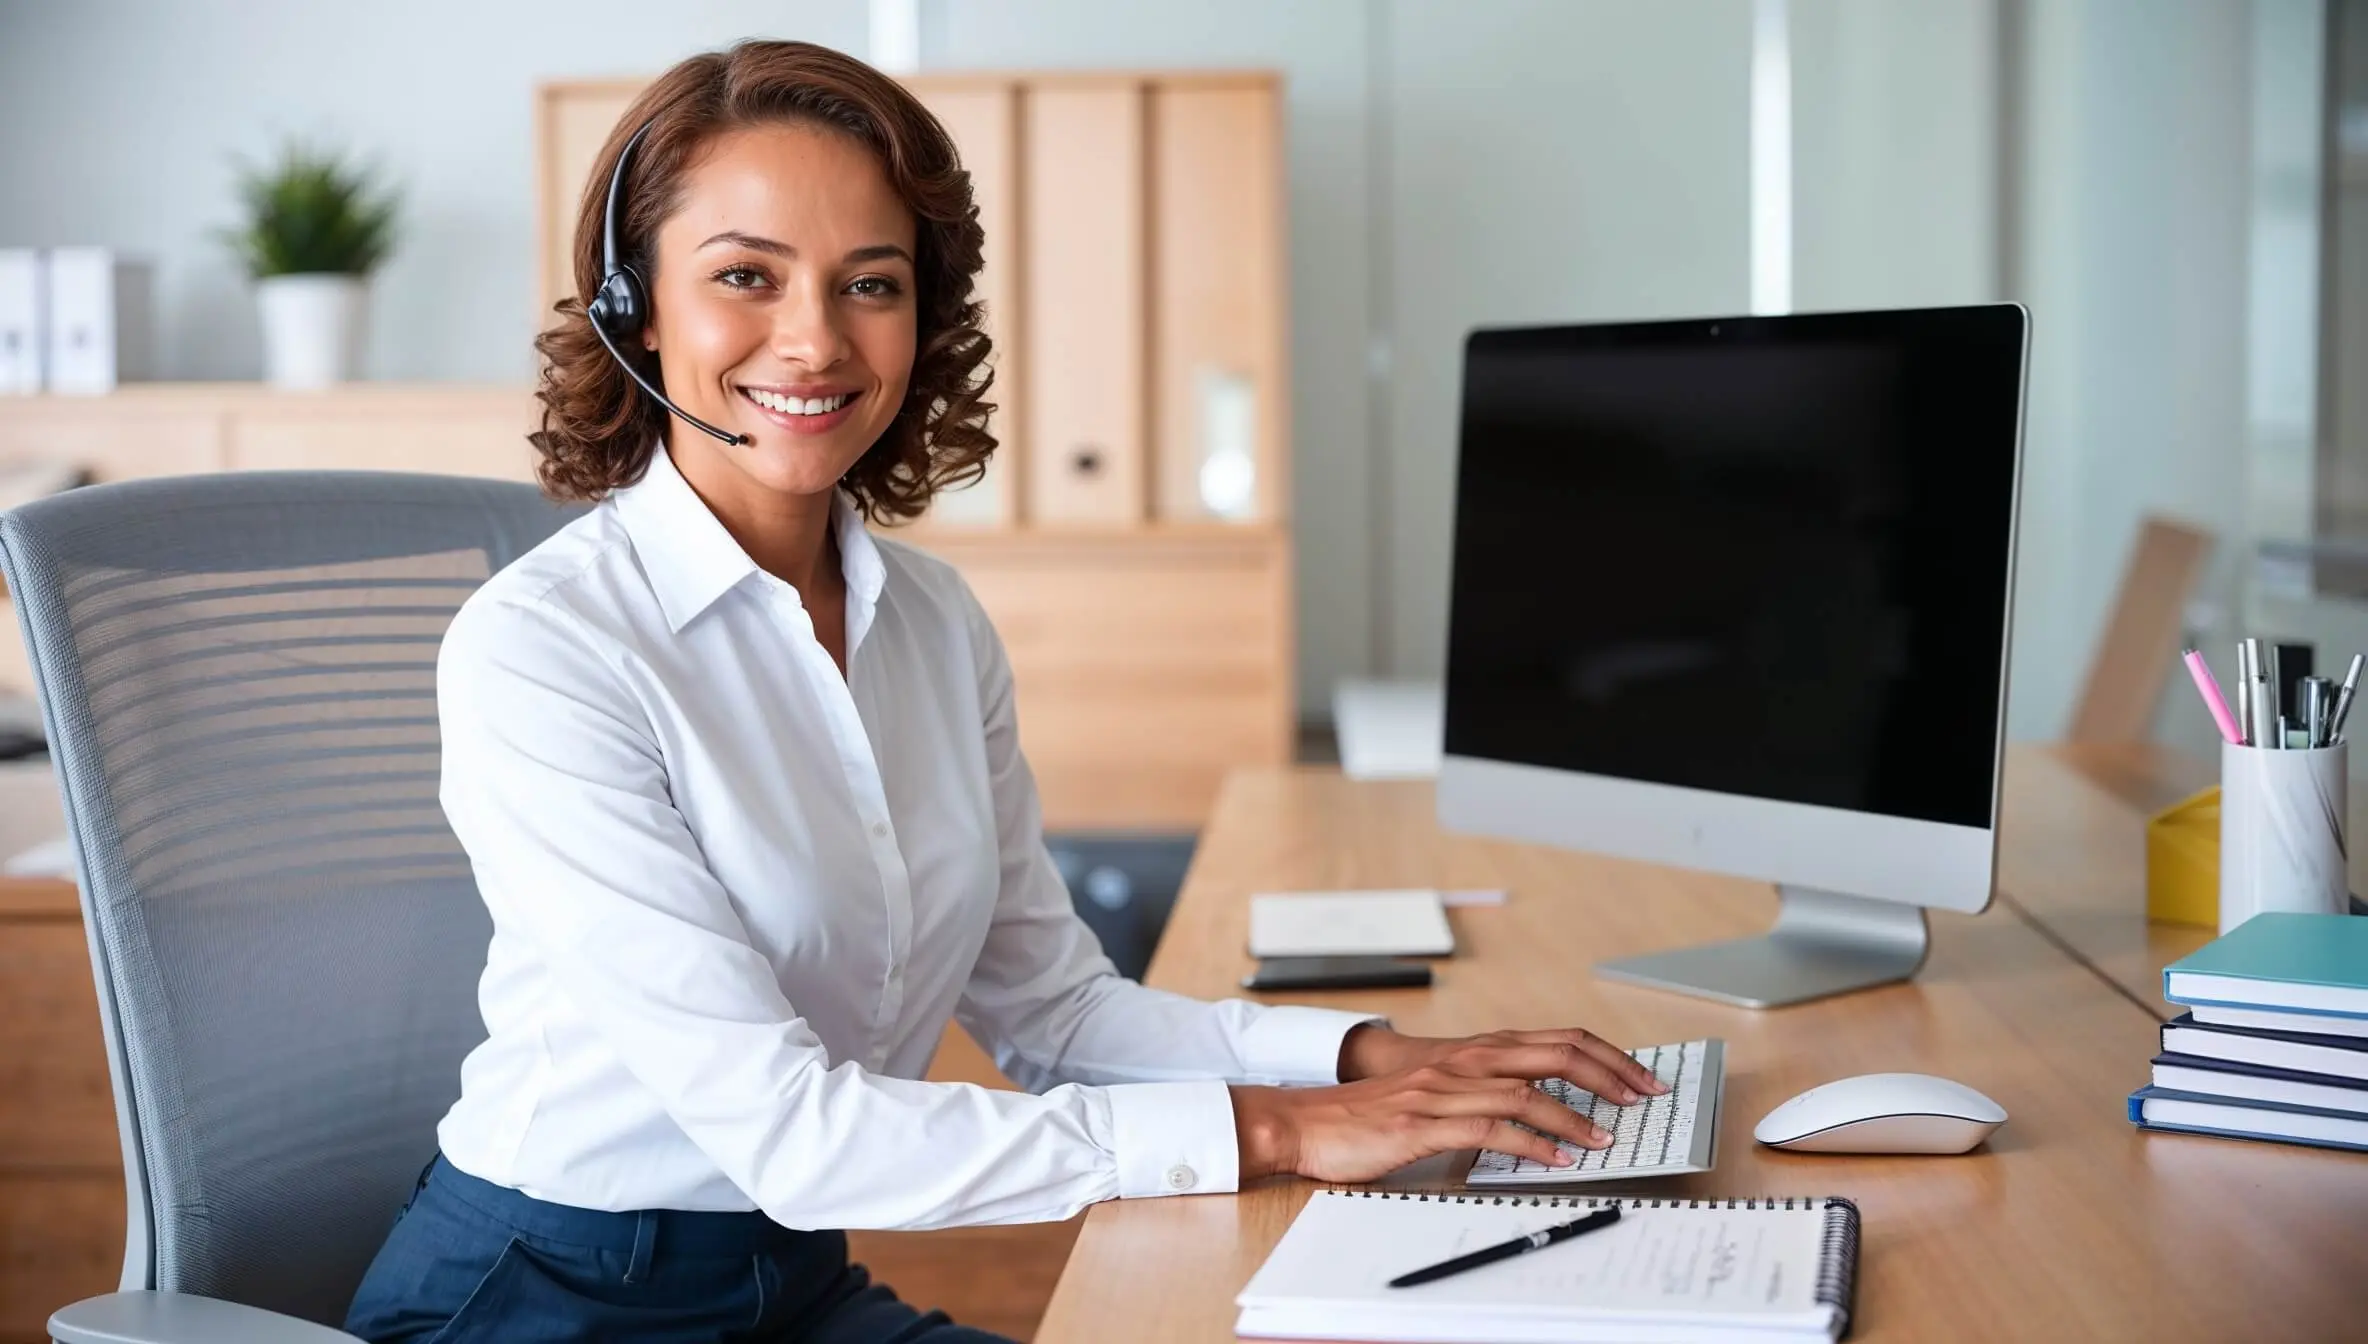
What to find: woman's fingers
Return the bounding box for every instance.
[1425,1079,1610,1149]
[1465,1118,1576,1169]
[1550,1029,1668,1096]
[1441,1042,1654,1106]
[1484,1028,1668,1097]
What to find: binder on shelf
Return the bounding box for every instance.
[45,247,153,395]
[0,250,42,394]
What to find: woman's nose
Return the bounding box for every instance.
[770,283,850,369]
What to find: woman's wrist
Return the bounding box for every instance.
[1337,1023,1429,1082]
[1230,1085,1300,1182]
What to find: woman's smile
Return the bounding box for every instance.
[736,382,863,434]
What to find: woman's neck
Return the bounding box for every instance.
[662,441,842,598]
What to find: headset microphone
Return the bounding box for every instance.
[584,118,751,448]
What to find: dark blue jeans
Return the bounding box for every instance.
[344,1155,1015,1343]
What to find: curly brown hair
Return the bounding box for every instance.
[532,40,994,521]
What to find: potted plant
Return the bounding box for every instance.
[220,142,398,388]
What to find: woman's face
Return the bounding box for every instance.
[643,121,919,503]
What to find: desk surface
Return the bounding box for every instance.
[1036,745,2368,1343]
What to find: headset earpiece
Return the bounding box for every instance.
[586,265,646,342]
[590,119,748,447]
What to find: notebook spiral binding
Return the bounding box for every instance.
[1326,1189,1820,1211]
[1818,1196,1862,1334]
[1321,1189,1864,1331]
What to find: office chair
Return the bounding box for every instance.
[0,472,580,1344]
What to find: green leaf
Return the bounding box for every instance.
[221,141,401,278]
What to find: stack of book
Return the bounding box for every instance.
[2130,912,2368,1153]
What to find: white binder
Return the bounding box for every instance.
[46,247,153,394]
[0,250,41,394]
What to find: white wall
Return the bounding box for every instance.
[1377,0,1755,678]
[2007,0,2254,746]
[0,0,867,383]
[1790,0,2000,311]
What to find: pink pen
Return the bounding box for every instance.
[2183,648,2244,745]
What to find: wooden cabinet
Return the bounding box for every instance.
[908,78,1022,528]
[0,397,225,481]
[226,388,539,480]
[0,382,1286,832]
[909,525,1295,828]
[1021,82,1149,525]
[0,773,121,1344]
[1151,83,1288,524]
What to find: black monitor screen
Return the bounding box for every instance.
[1442,306,2026,830]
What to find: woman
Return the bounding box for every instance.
[345,39,1665,1343]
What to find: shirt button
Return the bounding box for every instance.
[871,822,889,838]
[1164,1164,1197,1192]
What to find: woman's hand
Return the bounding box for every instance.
[1336,1023,1664,1089]
[1233,1028,1670,1185]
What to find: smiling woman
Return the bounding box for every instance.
[529,40,995,522]
[343,36,1662,1344]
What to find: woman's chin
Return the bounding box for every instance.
[730,435,863,499]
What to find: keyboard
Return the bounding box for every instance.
[1465,1038,1723,1185]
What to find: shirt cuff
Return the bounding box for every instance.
[1104,1081,1241,1199]
[1237,1005,1388,1085]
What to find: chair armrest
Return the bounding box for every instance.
[50,1292,363,1344]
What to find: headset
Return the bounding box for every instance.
[583,118,751,447]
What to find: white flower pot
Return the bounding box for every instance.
[257,273,369,388]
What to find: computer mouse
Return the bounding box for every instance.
[1753,1072,2007,1154]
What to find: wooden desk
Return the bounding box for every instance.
[1038,755,2368,1343]
[0,875,122,1342]
[1995,744,2216,1019]
[2013,742,2368,1018]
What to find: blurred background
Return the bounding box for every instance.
[0,0,2360,1337]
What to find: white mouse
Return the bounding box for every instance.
[1753,1073,2007,1154]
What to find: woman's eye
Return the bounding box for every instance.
[713,265,770,291]
[846,275,903,299]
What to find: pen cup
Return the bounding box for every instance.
[2219,739,2348,934]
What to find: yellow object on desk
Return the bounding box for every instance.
[2146,786,2220,927]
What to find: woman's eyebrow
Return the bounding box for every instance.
[700,230,792,256]
[697,232,913,267]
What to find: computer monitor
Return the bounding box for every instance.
[1435,304,2029,1008]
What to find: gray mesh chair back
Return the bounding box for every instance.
[0,472,581,1326]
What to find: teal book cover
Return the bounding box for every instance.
[2164,914,2368,998]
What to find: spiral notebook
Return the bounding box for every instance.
[1236,1190,1860,1343]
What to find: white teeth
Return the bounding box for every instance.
[744,388,853,416]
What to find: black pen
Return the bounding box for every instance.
[1387,1204,1623,1288]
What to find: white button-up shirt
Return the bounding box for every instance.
[434,446,1372,1230]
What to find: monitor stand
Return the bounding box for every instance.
[1594,886,1930,1009]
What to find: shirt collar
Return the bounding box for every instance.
[614,445,888,637]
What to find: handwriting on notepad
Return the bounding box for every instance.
[1478,1215,1807,1312]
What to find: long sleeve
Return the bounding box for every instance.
[439,594,1286,1230]
[951,589,1380,1196]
